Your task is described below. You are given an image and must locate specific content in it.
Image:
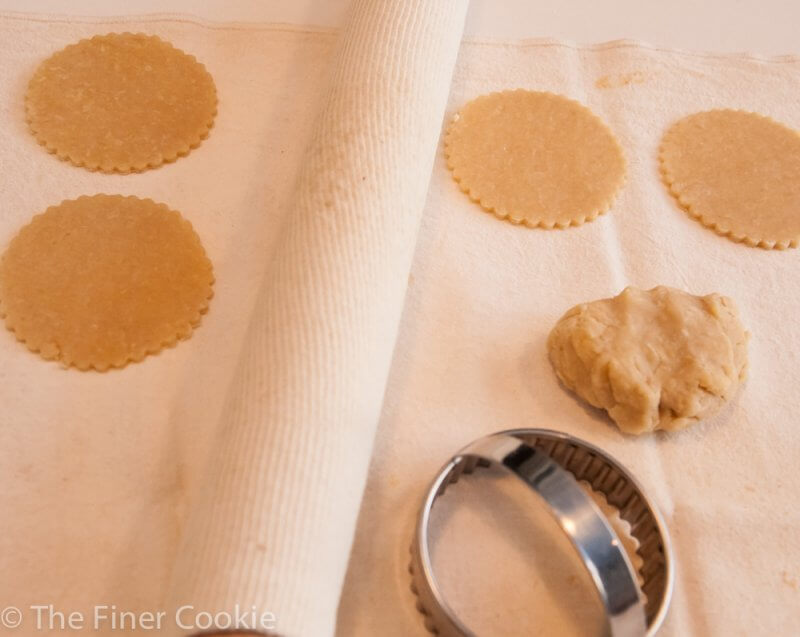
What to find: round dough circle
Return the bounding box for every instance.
[445,90,626,228]
[0,195,214,370]
[580,481,643,589]
[25,33,217,173]
[660,109,800,249]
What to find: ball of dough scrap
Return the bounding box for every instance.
[547,286,748,434]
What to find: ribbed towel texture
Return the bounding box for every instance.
[166,0,468,634]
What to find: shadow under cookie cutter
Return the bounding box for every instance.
[409,428,674,637]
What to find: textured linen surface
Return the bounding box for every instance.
[0,11,338,635]
[0,9,799,637]
[338,39,800,637]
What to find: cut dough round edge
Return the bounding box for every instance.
[24,32,218,175]
[658,108,800,251]
[444,89,628,230]
[578,480,645,593]
[0,194,215,372]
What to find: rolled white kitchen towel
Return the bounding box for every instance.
[167,0,469,635]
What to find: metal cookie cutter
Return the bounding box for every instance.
[409,428,674,637]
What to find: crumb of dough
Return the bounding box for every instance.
[547,286,748,435]
[445,90,626,229]
[595,71,647,89]
[659,109,800,249]
[25,33,217,173]
[0,194,214,371]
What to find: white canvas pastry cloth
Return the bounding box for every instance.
[0,5,799,637]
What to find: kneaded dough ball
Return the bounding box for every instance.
[547,286,748,434]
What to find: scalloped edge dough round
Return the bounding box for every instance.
[579,481,644,591]
[445,90,626,229]
[0,194,214,371]
[25,33,217,174]
[659,109,800,250]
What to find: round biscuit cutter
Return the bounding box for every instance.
[409,428,674,637]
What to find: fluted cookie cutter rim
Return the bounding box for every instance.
[409,428,674,637]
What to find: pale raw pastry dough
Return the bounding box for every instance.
[0,194,214,371]
[445,90,626,228]
[26,33,217,173]
[547,286,748,435]
[660,109,800,249]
